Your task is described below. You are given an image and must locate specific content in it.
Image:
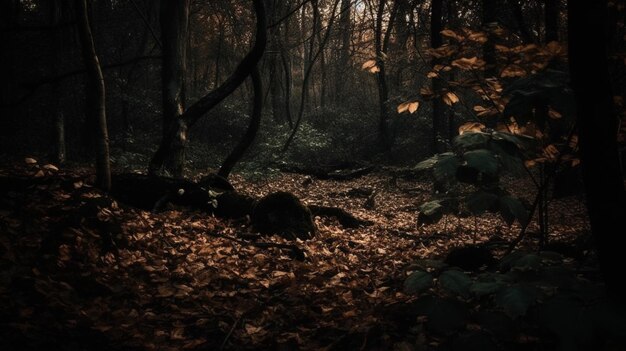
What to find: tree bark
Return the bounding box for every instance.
[375,0,398,150]
[75,0,111,191]
[568,0,626,295]
[157,0,189,177]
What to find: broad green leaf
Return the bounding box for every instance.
[433,153,460,182]
[499,196,528,225]
[464,149,499,175]
[495,285,538,318]
[439,270,472,297]
[465,190,499,215]
[404,271,434,294]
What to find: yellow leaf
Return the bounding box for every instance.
[441,29,463,41]
[458,122,485,135]
[397,101,419,114]
[245,324,264,335]
[548,108,562,119]
[467,31,488,44]
[361,59,377,70]
[443,92,460,105]
[495,44,510,52]
[451,57,485,70]
[500,65,526,78]
[42,164,59,171]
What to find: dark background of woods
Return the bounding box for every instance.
[6,0,623,172]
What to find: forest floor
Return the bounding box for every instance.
[0,160,622,351]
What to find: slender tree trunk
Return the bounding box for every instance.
[75,0,111,191]
[218,66,263,178]
[335,0,352,103]
[157,0,189,177]
[375,0,398,150]
[431,0,447,153]
[568,0,626,296]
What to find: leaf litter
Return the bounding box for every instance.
[0,163,593,350]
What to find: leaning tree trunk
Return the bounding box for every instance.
[75,0,111,191]
[568,0,626,296]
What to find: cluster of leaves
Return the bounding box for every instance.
[403,251,626,349]
[416,129,532,226]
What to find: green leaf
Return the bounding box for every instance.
[418,200,445,224]
[465,190,499,215]
[439,270,472,297]
[433,153,460,182]
[498,196,528,225]
[464,149,499,176]
[470,281,506,297]
[454,132,491,150]
[404,271,434,294]
[495,285,538,318]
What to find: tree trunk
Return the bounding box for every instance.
[568,0,626,296]
[375,0,398,150]
[75,0,111,191]
[156,0,189,178]
[431,0,447,153]
[218,66,263,178]
[335,0,352,103]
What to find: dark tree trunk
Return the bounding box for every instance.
[431,0,447,153]
[218,66,263,179]
[545,0,558,42]
[156,0,189,177]
[335,0,352,103]
[75,0,111,191]
[568,0,626,295]
[375,0,398,150]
